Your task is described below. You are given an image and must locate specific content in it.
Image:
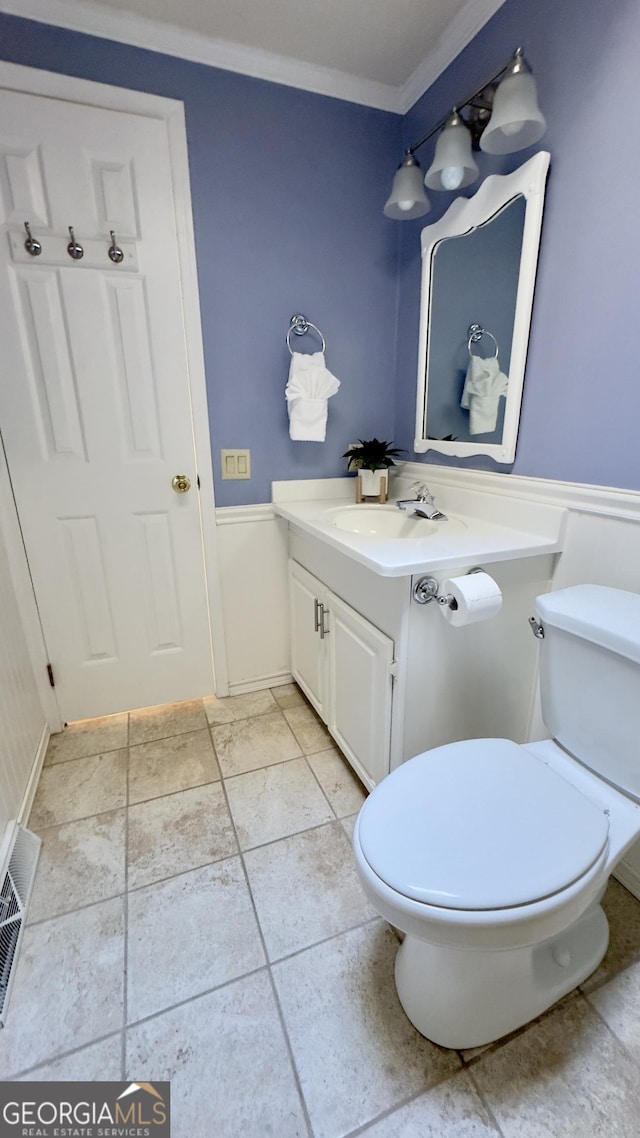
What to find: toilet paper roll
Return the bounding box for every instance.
[439,571,502,627]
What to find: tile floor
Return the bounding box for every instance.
[2,685,640,1136]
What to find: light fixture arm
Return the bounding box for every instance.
[407,47,528,158]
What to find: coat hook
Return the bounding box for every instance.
[67,226,84,260]
[108,230,124,264]
[23,221,42,257]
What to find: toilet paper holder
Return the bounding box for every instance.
[412,567,484,608]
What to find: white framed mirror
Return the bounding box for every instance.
[414,151,550,463]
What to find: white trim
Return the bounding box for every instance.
[0,0,508,115]
[614,864,640,903]
[164,101,229,697]
[400,461,640,522]
[216,504,275,526]
[0,59,182,115]
[0,61,229,700]
[0,0,402,113]
[228,670,293,696]
[397,0,508,115]
[18,725,49,826]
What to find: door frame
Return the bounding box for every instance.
[0,60,230,724]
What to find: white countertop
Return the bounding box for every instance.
[273,496,566,577]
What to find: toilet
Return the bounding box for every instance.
[353,583,640,1049]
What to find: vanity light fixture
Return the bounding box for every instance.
[384,47,546,220]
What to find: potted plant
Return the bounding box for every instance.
[342,438,404,501]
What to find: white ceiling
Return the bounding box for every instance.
[3,0,507,112]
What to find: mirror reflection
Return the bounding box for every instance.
[423,195,525,445]
[414,152,550,464]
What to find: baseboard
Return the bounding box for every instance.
[227,671,293,696]
[18,725,49,827]
[613,862,640,902]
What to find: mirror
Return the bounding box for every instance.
[414,151,550,463]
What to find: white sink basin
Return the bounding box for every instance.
[327,505,466,539]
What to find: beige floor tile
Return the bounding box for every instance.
[29,750,127,830]
[340,813,358,841]
[587,958,640,1061]
[127,858,265,1022]
[203,689,277,724]
[273,921,460,1138]
[271,683,307,709]
[45,713,128,766]
[128,782,237,889]
[126,971,307,1138]
[226,757,333,850]
[581,878,640,993]
[212,711,302,777]
[128,729,220,804]
[244,820,375,960]
[28,810,126,924]
[0,898,125,1077]
[472,994,640,1137]
[129,699,207,746]
[283,704,332,753]
[359,1070,501,1137]
[17,1035,123,1080]
[308,747,367,817]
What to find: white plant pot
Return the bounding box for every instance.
[358,468,388,498]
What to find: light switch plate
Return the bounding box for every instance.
[221,448,251,479]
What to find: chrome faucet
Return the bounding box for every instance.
[396,482,448,522]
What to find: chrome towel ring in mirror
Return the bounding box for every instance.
[468,324,499,359]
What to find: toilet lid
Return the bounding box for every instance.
[358,739,609,911]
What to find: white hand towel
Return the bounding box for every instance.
[461,355,509,435]
[285,351,341,442]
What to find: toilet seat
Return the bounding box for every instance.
[358,739,609,912]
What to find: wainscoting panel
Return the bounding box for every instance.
[215,505,291,694]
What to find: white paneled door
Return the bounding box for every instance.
[0,88,215,721]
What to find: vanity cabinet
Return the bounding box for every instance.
[286,523,559,794]
[289,559,394,790]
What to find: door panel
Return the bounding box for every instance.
[0,89,214,720]
[0,142,50,227]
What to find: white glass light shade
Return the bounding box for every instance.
[425,114,479,191]
[384,156,430,220]
[480,70,546,154]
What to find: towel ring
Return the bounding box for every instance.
[287,314,326,355]
[468,323,499,359]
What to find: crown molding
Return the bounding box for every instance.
[0,0,508,115]
[397,0,508,114]
[0,0,403,112]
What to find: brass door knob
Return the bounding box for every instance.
[172,474,191,493]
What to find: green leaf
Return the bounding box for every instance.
[341,438,405,471]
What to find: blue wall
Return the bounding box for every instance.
[2,0,640,499]
[395,0,640,490]
[0,14,401,505]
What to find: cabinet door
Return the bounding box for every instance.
[289,560,327,717]
[327,593,394,790]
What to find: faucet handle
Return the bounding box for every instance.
[412,481,432,503]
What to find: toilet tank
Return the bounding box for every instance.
[536,584,640,802]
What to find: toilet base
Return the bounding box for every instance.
[394,902,609,1049]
